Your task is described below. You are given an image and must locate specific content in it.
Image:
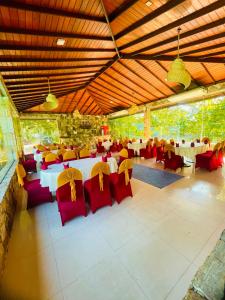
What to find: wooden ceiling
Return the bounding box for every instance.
[0,0,225,114]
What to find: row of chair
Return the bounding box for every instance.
[16,159,133,226]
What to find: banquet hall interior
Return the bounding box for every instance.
[0,0,225,299]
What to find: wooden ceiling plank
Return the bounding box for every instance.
[180,42,225,57]
[108,0,139,22]
[5,76,93,85]
[86,89,113,109]
[114,0,185,40]
[201,63,216,83]
[0,1,106,23]
[118,0,225,51]
[0,27,111,41]
[8,82,86,92]
[0,57,113,63]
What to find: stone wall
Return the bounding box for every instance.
[0,169,20,278]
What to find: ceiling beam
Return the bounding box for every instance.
[3,71,98,80]
[0,27,111,41]
[201,63,216,83]
[119,0,225,51]
[127,18,225,55]
[5,76,93,85]
[0,64,105,72]
[108,0,139,22]
[114,0,185,40]
[180,42,225,56]
[0,0,106,23]
[122,54,225,63]
[0,57,113,63]
[0,43,115,52]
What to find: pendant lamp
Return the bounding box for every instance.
[41,78,58,110]
[167,28,191,90]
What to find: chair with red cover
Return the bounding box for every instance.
[156,146,164,162]
[45,153,59,166]
[116,143,123,152]
[109,159,133,204]
[21,153,37,173]
[56,167,87,225]
[63,150,76,162]
[16,164,52,209]
[109,143,118,152]
[164,144,184,171]
[97,144,105,153]
[118,148,128,165]
[79,148,90,159]
[128,148,135,158]
[195,142,224,171]
[57,148,66,162]
[84,162,112,213]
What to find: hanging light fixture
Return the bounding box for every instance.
[167,28,191,90]
[41,78,58,110]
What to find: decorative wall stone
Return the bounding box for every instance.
[0,171,19,278]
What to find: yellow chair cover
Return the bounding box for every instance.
[91,162,110,191]
[37,144,46,152]
[160,139,166,146]
[213,142,222,158]
[16,164,26,186]
[63,150,76,161]
[45,153,58,163]
[49,145,58,150]
[164,144,175,159]
[57,167,82,201]
[42,151,51,159]
[118,159,133,186]
[57,148,66,156]
[119,148,128,158]
[202,137,210,144]
[132,138,136,142]
[80,148,90,158]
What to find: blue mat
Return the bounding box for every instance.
[132,164,183,189]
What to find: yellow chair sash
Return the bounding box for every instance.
[119,148,128,158]
[57,168,82,201]
[42,151,51,158]
[45,153,58,163]
[213,142,222,158]
[164,144,175,159]
[37,144,46,152]
[132,138,136,142]
[57,149,66,156]
[118,159,133,186]
[80,148,90,158]
[49,145,58,150]
[16,164,26,186]
[63,150,76,161]
[91,162,110,191]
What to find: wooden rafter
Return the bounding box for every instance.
[0,57,114,63]
[180,42,225,57]
[0,0,106,23]
[201,63,216,83]
[5,77,93,86]
[108,0,139,22]
[119,0,225,50]
[8,81,89,91]
[114,0,185,40]
[0,65,105,72]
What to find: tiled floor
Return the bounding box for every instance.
[1,158,225,300]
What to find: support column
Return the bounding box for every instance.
[144,106,151,139]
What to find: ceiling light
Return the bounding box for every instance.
[56,39,65,46]
[145,1,152,7]
[110,101,113,103]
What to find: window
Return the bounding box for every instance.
[0,97,18,183]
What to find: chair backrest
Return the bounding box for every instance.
[49,144,58,150]
[213,142,222,158]
[16,163,26,186]
[63,150,76,161]
[42,151,51,159]
[80,148,90,158]
[57,148,66,156]
[57,167,82,201]
[119,148,128,158]
[202,137,210,144]
[45,153,58,163]
[164,144,175,159]
[90,162,110,191]
[118,159,133,185]
[37,144,46,152]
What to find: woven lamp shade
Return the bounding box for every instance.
[167,58,191,90]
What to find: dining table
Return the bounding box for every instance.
[128,141,147,156]
[40,156,118,193]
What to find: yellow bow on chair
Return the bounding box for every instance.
[57,168,82,201]
[118,159,133,186]
[16,164,27,186]
[213,142,222,158]
[91,162,110,191]
[164,144,175,159]
[119,148,128,158]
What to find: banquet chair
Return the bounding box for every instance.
[21,152,37,173]
[109,143,118,153]
[79,148,90,159]
[36,144,46,152]
[57,148,66,162]
[63,150,76,162]
[16,164,52,208]
[56,168,87,225]
[84,162,112,213]
[116,143,123,152]
[164,144,184,171]
[202,137,210,145]
[109,159,133,204]
[195,143,224,172]
[49,144,58,151]
[156,146,165,163]
[97,144,105,153]
[118,148,128,165]
[45,153,59,166]
[42,151,51,162]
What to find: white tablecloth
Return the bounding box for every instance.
[102,141,112,151]
[128,142,146,156]
[175,143,209,161]
[34,150,58,164]
[40,157,118,192]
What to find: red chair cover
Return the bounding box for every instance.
[56,180,87,225]
[195,150,223,171]
[97,145,105,153]
[109,169,133,204]
[109,144,118,152]
[84,174,112,213]
[156,146,164,162]
[22,159,37,173]
[128,148,135,158]
[116,144,123,152]
[164,151,184,171]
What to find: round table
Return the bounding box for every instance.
[33,150,58,164]
[175,143,209,162]
[128,142,147,156]
[40,156,118,192]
